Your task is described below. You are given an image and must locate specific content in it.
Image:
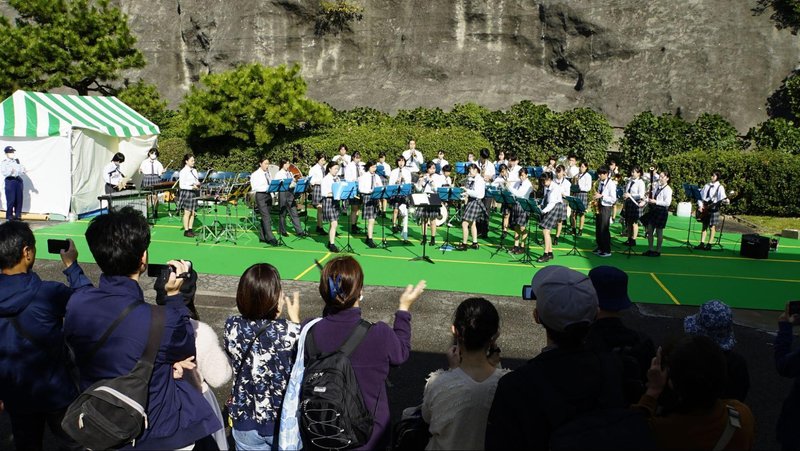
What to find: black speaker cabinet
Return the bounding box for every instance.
[740,234,770,259]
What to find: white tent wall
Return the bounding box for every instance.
[70,129,157,216]
[0,136,72,217]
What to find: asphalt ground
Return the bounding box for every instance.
[0,255,795,450]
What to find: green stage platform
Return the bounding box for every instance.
[33,203,800,311]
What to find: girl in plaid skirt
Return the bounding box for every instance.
[643,170,673,257]
[572,161,592,236]
[178,153,201,237]
[537,172,564,263]
[308,153,328,235]
[416,162,443,246]
[622,166,646,247]
[359,161,383,248]
[320,162,342,252]
[456,164,488,251]
[139,147,165,219]
[695,170,730,250]
[508,168,533,255]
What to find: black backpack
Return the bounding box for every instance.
[61,303,165,450]
[301,320,374,450]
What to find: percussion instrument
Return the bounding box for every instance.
[434,205,449,227]
[288,163,303,180]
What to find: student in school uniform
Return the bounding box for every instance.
[643,170,673,257]
[308,153,328,235]
[552,165,571,246]
[388,156,413,235]
[593,166,618,257]
[537,172,564,263]
[376,152,392,214]
[572,161,592,236]
[102,152,126,195]
[508,168,533,255]
[621,166,646,247]
[274,159,309,238]
[432,150,449,174]
[415,161,444,246]
[494,149,508,168]
[139,147,164,219]
[343,151,364,234]
[249,156,278,246]
[402,139,424,180]
[492,164,511,238]
[320,162,342,252]
[477,148,496,239]
[1,146,25,221]
[177,153,201,237]
[359,161,383,248]
[456,164,487,251]
[332,144,351,167]
[695,170,730,250]
[566,154,580,180]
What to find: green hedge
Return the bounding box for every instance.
[657,150,800,216]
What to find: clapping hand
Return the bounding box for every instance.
[399,280,426,312]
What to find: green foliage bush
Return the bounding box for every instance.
[548,108,613,169]
[657,149,800,216]
[619,112,691,168]
[116,80,169,126]
[746,117,800,154]
[687,113,741,151]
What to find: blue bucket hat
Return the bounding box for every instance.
[588,266,632,312]
[684,300,736,351]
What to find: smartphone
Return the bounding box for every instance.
[789,300,800,316]
[47,239,69,254]
[522,285,535,300]
[147,261,193,278]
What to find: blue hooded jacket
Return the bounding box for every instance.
[0,263,91,414]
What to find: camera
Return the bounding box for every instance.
[147,260,192,278]
[522,285,535,300]
[47,239,69,254]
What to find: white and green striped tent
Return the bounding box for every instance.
[0,90,159,217]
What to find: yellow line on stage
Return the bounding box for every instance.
[650,273,680,305]
[294,252,331,280]
[629,270,800,284]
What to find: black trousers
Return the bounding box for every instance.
[4,177,23,220]
[255,192,276,242]
[596,205,612,253]
[8,407,82,451]
[278,191,303,234]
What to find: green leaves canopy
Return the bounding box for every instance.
[181,63,333,147]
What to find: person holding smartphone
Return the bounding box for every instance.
[0,221,91,451]
[775,300,800,450]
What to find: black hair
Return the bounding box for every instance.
[579,160,588,169]
[518,167,527,178]
[661,169,671,180]
[508,154,519,162]
[667,335,727,412]
[396,155,406,165]
[364,160,377,171]
[495,149,505,159]
[712,170,722,179]
[315,152,326,163]
[480,148,490,159]
[278,158,289,167]
[608,158,618,166]
[352,151,361,159]
[148,148,159,157]
[597,165,610,175]
[339,144,348,152]
[453,298,500,352]
[498,163,508,173]
[0,221,35,270]
[467,163,479,172]
[85,206,150,276]
[437,149,445,155]
[555,164,565,173]
[442,164,451,172]
[540,171,554,181]
[568,153,577,160]
[549,155,557,162]
[543,322,591,349]
[378,152,386,158]
[182,153,194,165]
[326,161,339,173]
[112,152,125,163]
[426,160,437,171]
[631,165,642,175]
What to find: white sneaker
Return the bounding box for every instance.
[592,248,601,254]
[598,251,612,257]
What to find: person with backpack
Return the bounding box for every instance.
[63,207,220,449]
[304,256,426,450]
[634,336,755,450]
[485,265,640,450]
[224,263,301,450]
[584,266,656,403]
[421,298,510,450]
[0,221,91,451]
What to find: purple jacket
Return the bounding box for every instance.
[306,307,412,450]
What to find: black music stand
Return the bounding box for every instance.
[517,198,541,266]
[371,186,392,251]
[294,177,311,235]
[409,193,440,264]
[564,196,585,257]
[437,187,464,252]
[681,184,701,252]
[337,181,360,254]
[268,178,294,248]
[490,190,513,257]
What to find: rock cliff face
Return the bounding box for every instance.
[23,1,800,131]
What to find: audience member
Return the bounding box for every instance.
[307,256,425,450]
[634,336,755,450]
[684,300,750,402]
[63,206,220,449]
[224,263,301,450]
[421,298,509,450]
[0,222,90,451]
[774,301,800,451]
[585,266,656,403]
[485,266,626,450]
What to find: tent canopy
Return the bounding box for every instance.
[0,90,159,138]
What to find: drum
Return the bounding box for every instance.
[434,205,449,226]
[288,163,303,180]
[268,164,280,179]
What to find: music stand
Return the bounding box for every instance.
[268,178,294,248]
[437,187,463,252]
[681,184,701,251]
[336,181,360,254]
[564,196,585,257]
[455,162,469,175]
[490,189,513,257]
[517,198,541,266]
[371,186,392,251]
[409,193,440,264]
[294,177,311,235]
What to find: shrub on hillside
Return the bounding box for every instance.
[746,117,800,154]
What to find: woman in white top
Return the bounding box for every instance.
[508,168,533,255]
[537,172,564,263]
[456,164,487,251]
[572,161,592,236]
[377,153,392,213]
[415,162,442,246]
[552,165,571,246]
[388,156,413,234]
[359,161,383,248]
[102,152,126,194]
[308,153,328,234]
[422,298,508,451]
[643,170,674,257]
[320,162,342,252]
[139,147,165,219]
[177,153,201,237]
[492,164,511,239]
[494,149,508,168]
[622,166,647,247]
[432,150,449,174]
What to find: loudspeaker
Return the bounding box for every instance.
[740,234,769,259]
